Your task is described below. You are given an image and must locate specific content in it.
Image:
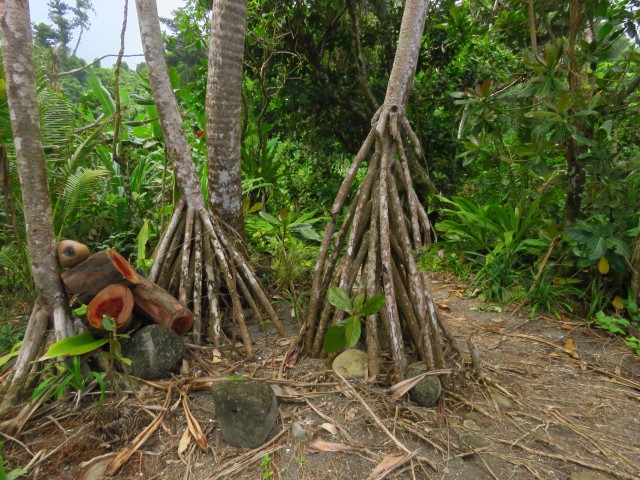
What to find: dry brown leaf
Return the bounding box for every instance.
[178,426,191,457]
[561,323,573,331]
[80,456,113,480]
[344,407,358,422]
[308,437,354,452]
[369,454,406,477]
[104,387,172,476]
[211,349,222,363]
[319,423,338,435]
[564,338,577,352]
[182,394,209,451]
[389,368,453,401]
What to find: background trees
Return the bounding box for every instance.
[0,0,639,365]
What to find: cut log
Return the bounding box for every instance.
[132,277,194,335]
[61,249,140,304]
[57,239,90,269]
[86,284,134,334]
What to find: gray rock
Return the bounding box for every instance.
[212,381,278,448]
[332,349,368,379]
[405,364,442,407]
[120,324,185,380]
[291,421,306,438]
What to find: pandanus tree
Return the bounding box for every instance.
[0,0,75,409]
[303,0,460,380]
[135,0,286,353]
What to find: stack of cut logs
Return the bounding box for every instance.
[57,240,193,336]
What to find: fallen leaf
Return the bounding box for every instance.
[308,438,354,452]
[370,454,406,476]
[319,423,338,435]
[178,426,191,457]
[612,296,624,310]
[462,419,481,432]
[564,338,577,352]
[389,368,452,401]
[344,407,358,422]
[211,349,222,364]
[81,456,113,480]
[561,323,573,331]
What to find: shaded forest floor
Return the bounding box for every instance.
[1,273,639,479]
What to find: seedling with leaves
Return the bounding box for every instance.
[323,287,386,353]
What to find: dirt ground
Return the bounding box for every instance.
[1,273,639,480]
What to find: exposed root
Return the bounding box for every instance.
[149,201,287,353]
[304,105,458,380]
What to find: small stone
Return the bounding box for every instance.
[120,324,185,380]
[211,381,278,448]
[291,422,306,438]
[405,364,442,407]
[332,349,368,379]
[490,389,513,409]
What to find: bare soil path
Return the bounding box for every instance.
[2,273,639,479]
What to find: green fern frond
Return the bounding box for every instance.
[39,89,75,152]
[56,168,108,237]
[0,245,26,280]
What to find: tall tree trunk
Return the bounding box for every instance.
[206,0,247,238]
[0,0,73,409]
[303,0,460,381]
[563,0,585,225]
[136,0,286,350]
[528,0,538,54]
[631,234,640,306]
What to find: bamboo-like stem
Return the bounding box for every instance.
[202,235,222,346]
[365,188,381,378]
[191,217,203,343]
[379,135,406,380]
[150,199,185,282]
[179,208,195,305]
[305,128,376,336]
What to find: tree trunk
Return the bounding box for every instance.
[528,0,538,54]
[303,0,460,382]
[0,0,73,409]
[206,0,247,237]
[136,0,286,349]
[563,0,585,225]
[631,234,640,306]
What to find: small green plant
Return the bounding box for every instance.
[323,287,386,353]
[101,315,132,368]
[512,270,582,318]
[0,441,27,480]
[590,299,640,355]
[260,453,274,479]
[30,355,105,405]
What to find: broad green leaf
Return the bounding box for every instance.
[39,333,108,360]
[352,293,365,311]
[73,305,87,316]
[327,287,352,313]
[258,211,281,226]
[87,75,115,116]
[323,324,347,353]
[361,295,387,316]
[137,220,150,269]
[298,227,322,242]
[0,341,22,367]
[345,317,361,348]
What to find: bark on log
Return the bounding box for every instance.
[61,249,140,304]
[132,276,194,335]
[86,284,134,333]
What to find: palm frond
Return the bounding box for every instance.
[56,168,108,236]
[39,89,75,153]
[0,244,27,280]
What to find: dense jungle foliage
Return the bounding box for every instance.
[1,0,639,353]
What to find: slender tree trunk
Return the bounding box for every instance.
[631,234,640,306]
[0,0,73,409]
[136,0,286,349]
[564,0,585,225]
[303,0,459,382]
[528,0,538,54]
[206,0,247,237]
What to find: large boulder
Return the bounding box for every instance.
[120,324,185,380]
[211,381,278,448]
[332,349,368,379]
[405,364,442,407]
